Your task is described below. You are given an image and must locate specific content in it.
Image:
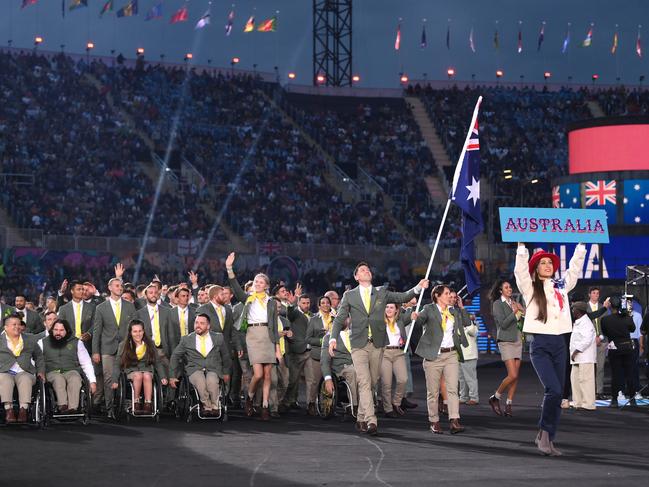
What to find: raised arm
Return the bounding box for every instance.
[385,279,429,304]
[564,244,587,293]
[513,244,533,301]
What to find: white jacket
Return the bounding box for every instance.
[570,314,597,364]
[515,244,586,335]
[461,322,479,361]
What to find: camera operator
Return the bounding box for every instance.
[601,296,637,407]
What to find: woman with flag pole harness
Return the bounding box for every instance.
[514,242,586,456]
[226,252,281,421]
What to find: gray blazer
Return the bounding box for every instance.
[331,285,418,350]
[286,305,310,355]
[136,305,177,359]
[231,302,246,354]
[306,314,329,361]
[414,304,469,362]
[58,300,95,352]
[14,308,44,335]
[92,299,136,356]
[195,302,233,351]
[492,299,522,343]
[169,331,233,378]
[228,276,279,345]
[321,332,352,378]
[168,306,197,349]
[0,333,45,375]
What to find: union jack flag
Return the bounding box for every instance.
[584,180,616,206]
[260,242,282,255]
[552,185,561,208]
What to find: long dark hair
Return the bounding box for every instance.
[120,320,157,369]
[488,279,508,303]
[530,267,549,324]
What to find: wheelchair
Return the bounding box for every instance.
[0,376,47,429]
[112,371,164,423]
[173,373,229,423]
[316,373,356,421]
[44,373,92,426]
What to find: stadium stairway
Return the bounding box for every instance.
[258,87,431,259]
[405,96,452,204]
[82,74,246,250]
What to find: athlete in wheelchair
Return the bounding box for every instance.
[40,318,97,425]
[111,319,167,421]
[169,313,231,422]
[0,313,47,426]
[317,327,358,420]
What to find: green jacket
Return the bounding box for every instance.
[0,333,45,375]
[92,298,136,356]
[492,299,522,343]
[228,276,279,345]
[414,305,469,362]
[320,332,352,378]
[169,331,233,378]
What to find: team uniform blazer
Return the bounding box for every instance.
[228,276,279,345]
[321,332,353,378]
[195,302,234,351]
[492,299,522,342]
[58,300,96,352]
[330,285,418,349]
[169,331,233,379]
[0,333,45,375]
[414,304,469,362]
[286,305,310,355]
[112,341,167,382]
[92,299,136,356]
[306,313,331,361]
[136,305,178,359]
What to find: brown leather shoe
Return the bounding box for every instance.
[449,418,465,434]
[260,407,271,421]
[488,395,503,416]
[17,407,28,423]
[401,397,418,409]
[355,421,368,433]
[142,402,153,414]
[307,402,317,416]
[5,408,17,424]
[384,410,399,418]
[466,400,479,406]
[392,404,405,416]
[58,404,68,413]
[244,397,254,417]
[134,402,143,413]
[430,422,443,434]
[504,403,513,417]
[367,423,378,436]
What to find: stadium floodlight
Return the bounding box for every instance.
[34,36,43,46]
[136,47,145,56]
[544,71,551,80]
[352,74,360,83]
[400,74,409,84]
[447,68,455,78]
[496,69,504,78]
[592,74,599,81]
[288,72,296,80]
[316,73,326,84]
[86,42,95,51]
[531,179,539,184]
[231,57,240,65]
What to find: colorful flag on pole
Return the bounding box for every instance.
[257,17,276,32]
[451,98,484,294]
[145,2,162,21]
[562,25,571,53]
[611,31,619,54]
[537,22,545,51]
[446,24,450,49]
[244,16,255,32]
[195,9,211,29]
[637,28,643,58]
[394,23,401,50]
[99,0,113,17]
[116,0,138,17]
[69,0,88,10]
[517,22,523,53]
[582,24,593,47]
[21,0,37,9]
[469,27,475,53]
[225,9,234,36]
[420,24,427,48]
[170,5,188,24]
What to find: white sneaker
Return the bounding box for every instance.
[618,392,627,402]
[560,399,570,409]
[634,393,643,400]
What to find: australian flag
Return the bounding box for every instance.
[623,179,649,224]
[451,98,484,295]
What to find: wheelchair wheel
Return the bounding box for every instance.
[220,380,229,422]
[32,379,47,429]
[316,376,337,419]
[113,373,128,423]
[154,373,164,421]
[82,380,92,426]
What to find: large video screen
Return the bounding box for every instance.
[569,124,649,174]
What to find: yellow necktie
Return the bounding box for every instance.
[341,330,351,352]
[153,307,161,347]
[216,306,224,331]
[363,287,371,313]
[387,319,397,334]
[114,300,121,326]
[136,343,146,360]
[322,312,331,332]
[75,302,82,338]
[441,309,452,332]
[9,336,24,357]
[199,334,207,357]
[180,309,187,337]
[278,318,285,355]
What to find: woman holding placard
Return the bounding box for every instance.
[514,242,586,456]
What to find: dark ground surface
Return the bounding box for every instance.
[3,356,649,487]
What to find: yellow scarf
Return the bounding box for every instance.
[278,318,286,355]
[386,318,397,334]
[441,308,452,332]
[321,312,332,332]
[8,335,24,358]
[135,343,147,361]
[246,292,268,308]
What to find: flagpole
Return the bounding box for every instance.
[404,96,482,353]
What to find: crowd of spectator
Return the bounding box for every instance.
[596,86,649,116]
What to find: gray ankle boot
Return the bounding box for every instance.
[535,430,552,455]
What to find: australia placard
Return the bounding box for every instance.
[499,207,610,243]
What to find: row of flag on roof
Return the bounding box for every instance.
[395,20,643,58]
[21,1,277,33]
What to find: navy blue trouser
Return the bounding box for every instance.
[529,334,567,441]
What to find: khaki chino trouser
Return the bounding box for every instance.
[351,341,384,425]
[423,351,460,423]
[189,370,221,411]
[47,370,83,410]
[571,363,596,409]
[0,372,35,408]
[380,348,408,412]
